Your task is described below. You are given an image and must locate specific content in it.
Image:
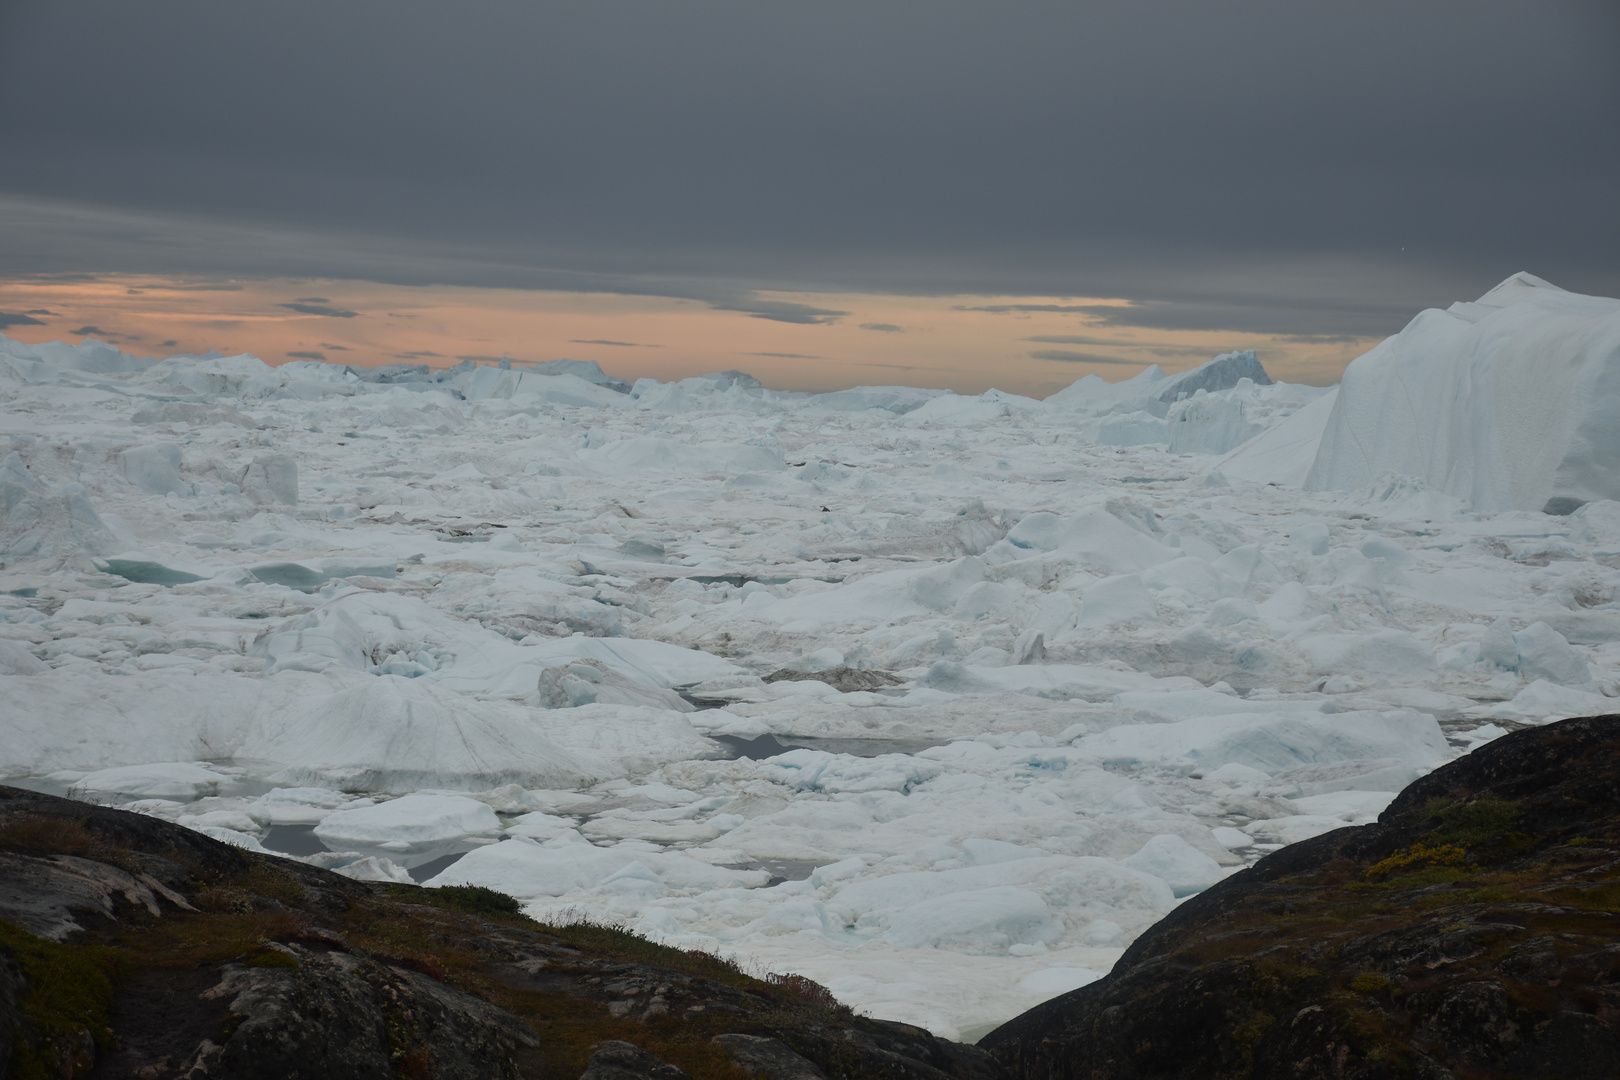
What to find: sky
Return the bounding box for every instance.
[1,1,1615,394]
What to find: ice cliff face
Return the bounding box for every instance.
[1305,273,1620,513]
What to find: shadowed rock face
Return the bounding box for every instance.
[0,785,1003,1080]
[983,713,1620,1080]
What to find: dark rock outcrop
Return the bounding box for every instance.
[0,785,1003,1080]
[173,943,538,1080]
[713,1033,830,1079]
[578,1040,692,1079]
[983,713,1620,1080]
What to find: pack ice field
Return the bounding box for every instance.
[3,272,1619,1041]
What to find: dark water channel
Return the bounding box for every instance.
[722,858,823,888]
[711,733,946,760]
[263,824,328,857]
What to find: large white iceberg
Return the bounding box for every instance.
[1306,273,1620,512]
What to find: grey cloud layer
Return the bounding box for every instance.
[1,0,1615,336]
[1029,350,1147,366]
[279,302,359,318]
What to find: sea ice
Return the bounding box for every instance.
[4,281,1618,1039]
[1119,834,1226,897]
[70,762,238,800]
[313,793,502,866]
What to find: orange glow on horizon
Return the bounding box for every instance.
[0,274,1372,395]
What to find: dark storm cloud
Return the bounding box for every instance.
[1144,345,1240,359]
[711,300,847,325]
[279,302,358,318]
[24,309,55,315]
[860,323,903,333]
[960,305,1097,315]
[1026,335,1241,359]
[1280,333,1366,345]
[0,312,45,328]
[1025,334,1135,346]
[286,350,326,360]
[1030,333,1244,359]
[137,282,245,292]
[1029,350,1147,366]
[0,0,1615,333]
[70,325,112,337]
[1062,301,1409,338]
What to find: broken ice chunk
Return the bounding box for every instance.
[70,762,237,800]
[1120,834,1224,897]
[313,793,502,867]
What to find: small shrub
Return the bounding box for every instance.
[0,817,140,874]
[399,955,452,982]
[1363,842,1468,881]
[418,884,524,917]
[1348,973,1390,994]
[767,972,841,1011]
[242,946,299,969]
[195,886,258,914]
[1427,796,1523,849]
[240,861,307,906]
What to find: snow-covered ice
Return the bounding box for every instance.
[4,273,1619,1040]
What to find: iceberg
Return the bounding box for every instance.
[1306,273,1620,512]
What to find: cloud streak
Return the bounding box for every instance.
[711,299,848,325]
[279,302,359,318]
[1029,349,1148,366]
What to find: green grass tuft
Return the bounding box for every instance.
[1348,973,1390,994]
[242,946,299,969]
[1427,795,1524,849]
[412,883,525,917]
[0,919,118,1080]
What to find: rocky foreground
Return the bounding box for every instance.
[0,785,1000,1080]
[982,714,1620,1079]
[5,716,1620,1080]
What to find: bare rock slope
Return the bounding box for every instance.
[0,786,1001,1080]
